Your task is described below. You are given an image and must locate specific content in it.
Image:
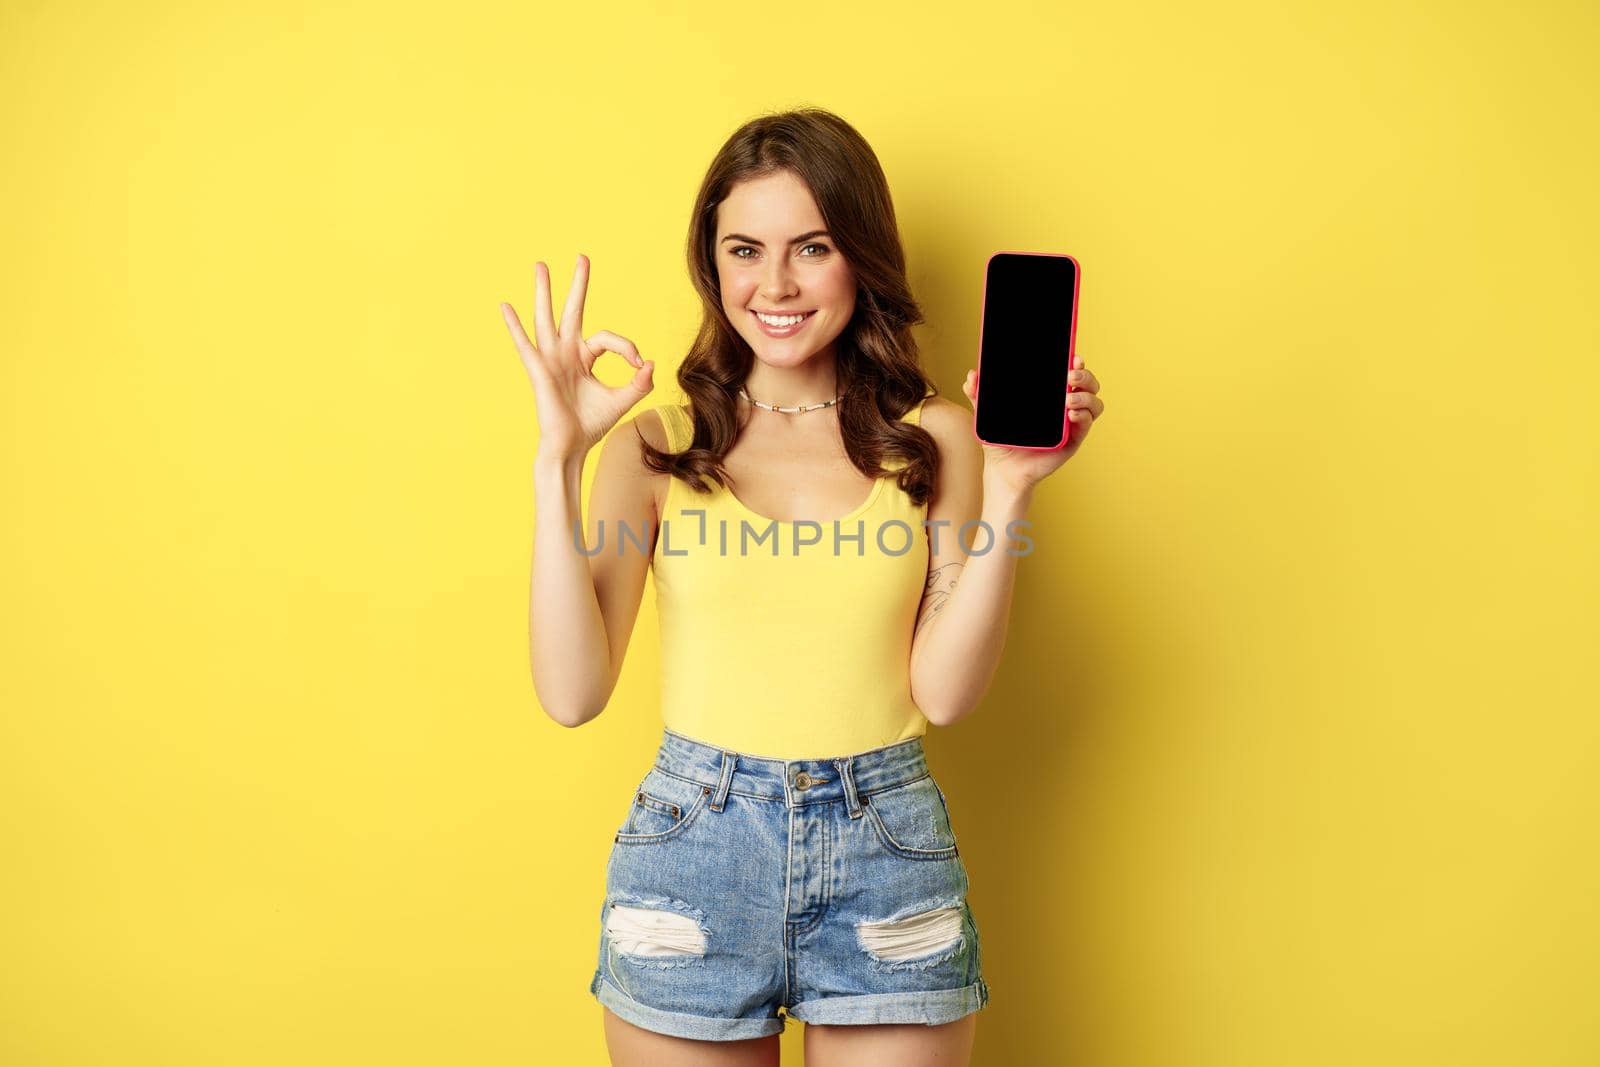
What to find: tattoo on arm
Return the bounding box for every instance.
[914,562,963,637]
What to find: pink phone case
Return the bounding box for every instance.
[972,250,1081,451]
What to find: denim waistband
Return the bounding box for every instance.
[654,727,933,810]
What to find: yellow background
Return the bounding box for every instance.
[3,1,1596,1063]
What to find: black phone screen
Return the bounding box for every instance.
[973,252,1080,449]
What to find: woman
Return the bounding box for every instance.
[503,108,1103,1066]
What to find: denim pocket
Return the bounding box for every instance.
[616,767,711,845]
[861,774,960,861]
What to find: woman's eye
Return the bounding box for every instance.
[730,244,830,259]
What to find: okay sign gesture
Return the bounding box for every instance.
[501,254,655,462]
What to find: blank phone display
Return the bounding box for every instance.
[974,253,1079,449]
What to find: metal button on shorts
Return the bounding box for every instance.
[588,726,989,1041]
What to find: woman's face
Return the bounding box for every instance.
[714,169,856,369]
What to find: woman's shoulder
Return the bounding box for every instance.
[914,394,980,463]
[632,401,690,451]
[913,393,967,432]
[601,403,682,474]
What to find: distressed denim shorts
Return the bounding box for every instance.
[588,727,991,1041]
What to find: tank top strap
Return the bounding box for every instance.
[882,394,934,475]
[901,393,933,426]
[655,402,693,451]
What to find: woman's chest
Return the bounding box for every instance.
[720,442,880,525]
[648,422,877,525]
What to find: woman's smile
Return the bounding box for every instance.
[750,308,817,337]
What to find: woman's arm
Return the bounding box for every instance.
[502,254,659,728]
[907,398,1032,726]
[908,359,1103,725]
[529,412,659,727]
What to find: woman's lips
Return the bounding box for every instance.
[750,309,816,338]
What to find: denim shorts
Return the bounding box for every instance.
[588,727,990,1041]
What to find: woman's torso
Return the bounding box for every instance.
[646,397,934,760]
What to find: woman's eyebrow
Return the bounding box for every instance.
[719,230,831,246]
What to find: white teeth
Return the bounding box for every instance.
[755,311,810,327]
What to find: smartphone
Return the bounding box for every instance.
[972,251,1080,450]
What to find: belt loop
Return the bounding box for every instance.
[711,750,736,812]
[835,756,863,820]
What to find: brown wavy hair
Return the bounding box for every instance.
[637,107,941,507]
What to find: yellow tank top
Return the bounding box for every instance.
[650,397,934,760]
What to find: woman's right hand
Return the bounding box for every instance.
[502,253,655,463]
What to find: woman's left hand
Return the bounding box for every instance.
[961,353,1103,495]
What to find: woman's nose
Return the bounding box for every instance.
[761,263,797,299]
